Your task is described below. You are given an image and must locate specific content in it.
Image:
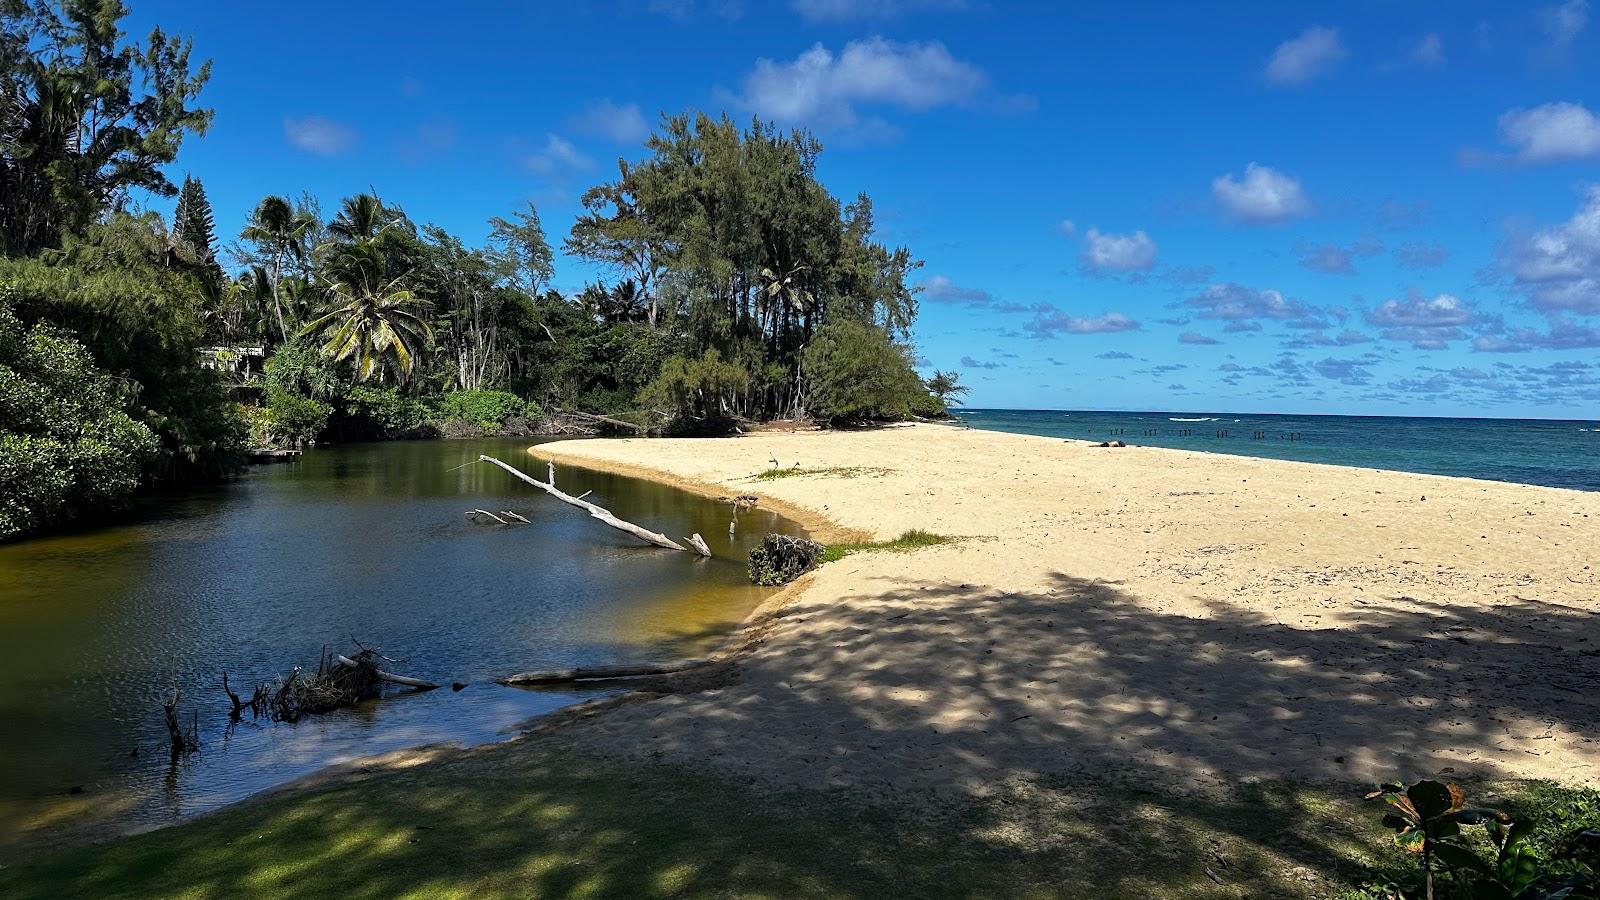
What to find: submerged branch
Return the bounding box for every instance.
[476,455,692,552]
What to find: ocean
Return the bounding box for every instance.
[955,409,1600,492]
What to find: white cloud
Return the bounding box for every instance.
[734,38,989,129]
[1211,163,1311,223]
[1410,33,1445,66]
[790,0,966,21]
[1024,309,1140,338]
[1364,291,1481,349]
[1505,185,1600,315]
[1058,219,1078,238]
[284,116,356,155]
[524,135,593,175]
[1265,26,1346,85]
[1080,228,1157,273]
[1498,102,1600,164]
[1179,331,1221,345]
[570,100,651,144]
[921,274,993,306]
[1540,0,1588,51]
[1182,282,1328,328]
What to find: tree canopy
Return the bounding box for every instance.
[0,0,958,539]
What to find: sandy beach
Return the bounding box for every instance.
[536,423,1600,797]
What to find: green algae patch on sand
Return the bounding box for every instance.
[818,528,959,563]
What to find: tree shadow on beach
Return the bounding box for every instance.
[617,572,1599,792]
[5,573,1596,898]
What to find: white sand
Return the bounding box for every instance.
[535,424,1600,796]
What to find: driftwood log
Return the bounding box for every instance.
[552,408,645,433]
[466,509,508,524]
[478,455,705,554]
[498,659,706,685]
[333,654,440,691]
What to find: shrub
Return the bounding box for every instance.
[435,390,534,430]
[340,386,433,439]
[747,534,825,586]
[801,319,926,425]
[264,389,332,446]
[641,349,750,431]
[0,305,159,540]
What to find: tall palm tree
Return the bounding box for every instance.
[327,193,401,243]
[302,269,433,383]
[240,196,316,343]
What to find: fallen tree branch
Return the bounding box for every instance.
[333,654,440,691]
[466,509,508,524]
[685,533,712,557]
[497,659,707,685]
[500,510,531,524]
[163,677,198,756]
[222,672,243,721]
[477,455,691,552]
[551,407,645,433]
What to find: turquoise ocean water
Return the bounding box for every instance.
[956,409,1600,492]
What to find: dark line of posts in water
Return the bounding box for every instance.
[1083,428,1302,441]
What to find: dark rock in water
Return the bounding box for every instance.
[451,682,468,692]
[749,534,825,586]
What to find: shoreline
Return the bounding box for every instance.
[533,423,1600,794]
[5,423,1599,896]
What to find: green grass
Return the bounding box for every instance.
[1,733,1592,899]
[818,528,957,563]
[753,465,893,481]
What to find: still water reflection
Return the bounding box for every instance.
[0,438,798,853]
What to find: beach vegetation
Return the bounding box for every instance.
[747,533,826,585]
[434,390,540,432]
[1346,779,1600,900]
[802,318,929,424]
[926,369,970,406]
[0,302,159,539]
[818,528,956,563]
[754,464,894,481]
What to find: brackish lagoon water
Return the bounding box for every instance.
[958,409,1600,491]
[0,438,800,854]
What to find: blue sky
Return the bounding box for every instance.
[128,1,1600,418]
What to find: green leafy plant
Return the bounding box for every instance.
[341,386,433,439]
[1364,780,1599,900]
[264,389,332,447]
[0,304,159,539]
[435,390,533,430]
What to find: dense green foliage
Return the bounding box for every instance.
[0,0,212,256]
[0,214,246,478]
[0,3,954,540]
[802,318,930,424]
[1350,780,1599,899]
[568,113,928,425]
[261,388,330,447]
[0,302,157,539]
[435,390,538,430]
